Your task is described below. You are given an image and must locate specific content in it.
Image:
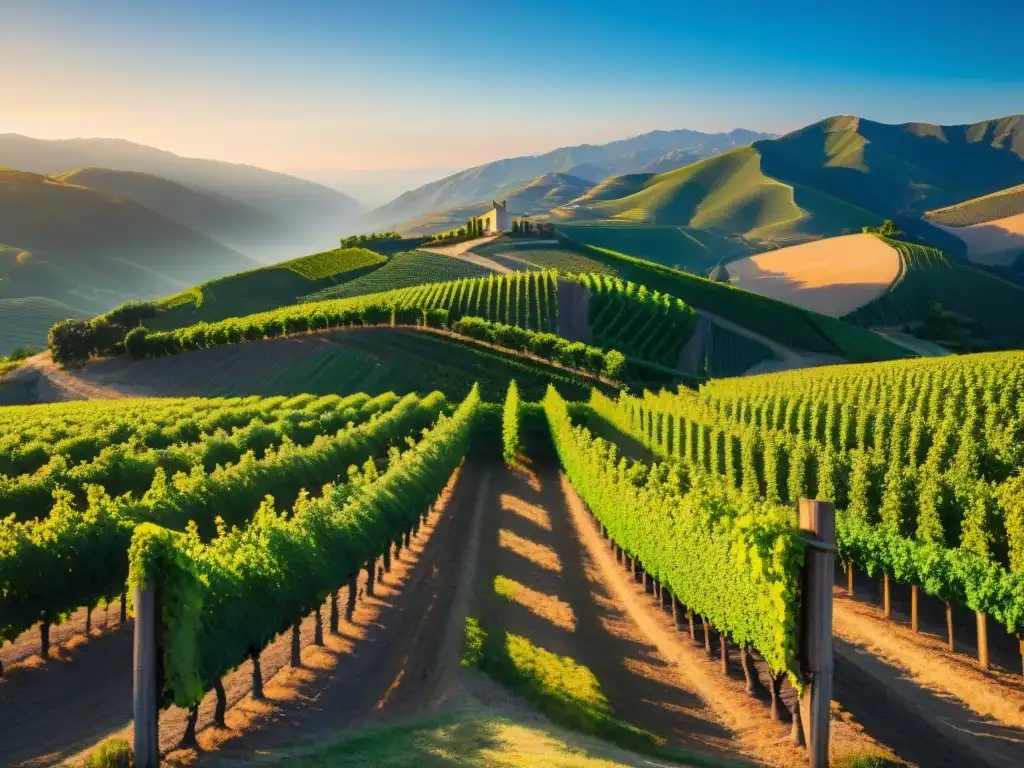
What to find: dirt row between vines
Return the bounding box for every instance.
[2,464,484,766]
[553,458,1024,768]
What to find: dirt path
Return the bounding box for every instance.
[0,352,132,403]
[555,279,592,343]
[419,236,511,273]
[473,463,745,762]
[676,314,712,375]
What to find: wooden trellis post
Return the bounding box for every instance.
[133,581,159,768]
[798,499,835,768]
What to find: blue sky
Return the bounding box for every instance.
[4,0,1022,180]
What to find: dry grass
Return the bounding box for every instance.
[726,234,899,316]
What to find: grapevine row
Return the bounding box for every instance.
[128,385,480,709]
[0,392,447,646]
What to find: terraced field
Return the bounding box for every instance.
[149,247,386,329]
[925,184,1024,227]
[0,296,90,356]
[302,250,493,302]
[13,327,596,402]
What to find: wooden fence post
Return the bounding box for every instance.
[133,581,159,768]
[798,498,835,768]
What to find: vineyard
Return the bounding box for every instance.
[0,390,449,655]
[300,250,493,302]
[94,270,701,374]
[3,350,1023,767]
[0,296,90,356]
[553,233,911,363]
[584,351,1024,669]
[555,221,750,274]
[146,247,387,330]
[925,184,1024,227]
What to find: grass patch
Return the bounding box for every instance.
[462,618,746,768]
[247,708,701,767]
[149,247,386,330]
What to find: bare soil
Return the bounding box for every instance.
[473,462,744,761]
[933,214,1024,266]
[3,465,484,766]
[726,235,900,317]
[555,279,592,343]
[833,569,1024,730]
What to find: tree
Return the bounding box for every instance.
[48,320,96,366]
[863,219,901,237]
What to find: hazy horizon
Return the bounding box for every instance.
[5,0,1023,187]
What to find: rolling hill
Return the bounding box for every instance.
[52,168,294,262]
[395,173,594,234]
[925,183,1024,226]
[0,134,362,254]
[358,128,773,231]
[547,114,1024,255]
[0,297,91,357]
[144,247,387,329]
[557,145,881,243]
[844,238,1024,350]
[0,169,258,315]
[756,115,1024,220]
[923,184,1024,268]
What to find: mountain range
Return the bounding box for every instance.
[552,114,1024,252]
[0,134,362,261]
[358,128,774,231]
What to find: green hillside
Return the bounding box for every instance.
[925,183,1024,226]
[843,238,1024,350]
[53,167,291,261]
[560,146,880,244]
[549,114,1024,254]
[301,250,493,302]
[555,221,752,273]
[0,169,258,311]
[147,247,386,329]
[565,173,655,204]
[0,297,90,356]
[755,115,1024,245]
[395,173,594,235]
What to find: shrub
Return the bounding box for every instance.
[527,333,559,359]
[394,306,421,326]
[106,300,158,329]
[360,304,391,326]
[124,327,149,360]
[309,311,329,330]
[453,317,494,342]
[48,319,96,366]
[263,319,285,338]
[208,325,230,346]
[425,308,449,329]
[603,350,627,381]
[243,323,264,342]
[283,314,309,334]
[584,347,606,375]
